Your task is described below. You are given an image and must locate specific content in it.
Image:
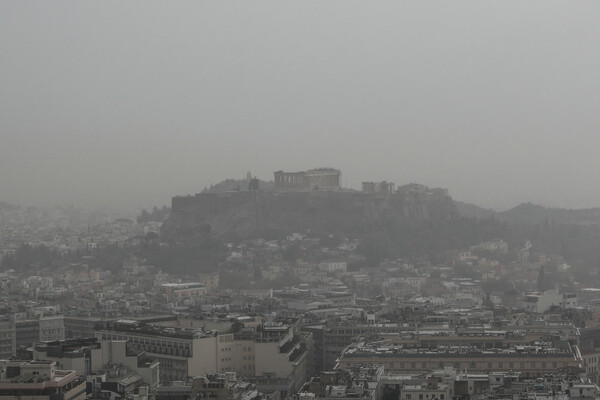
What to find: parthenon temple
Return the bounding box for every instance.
[274,168,341,190]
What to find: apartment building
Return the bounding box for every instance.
[0,319,15,360]
[161,283,206,302]
[95,318,312,392]
[0,360,86,400]
[15,315,65,349]
[96,321,214,382]
[337,340,582,378]
[32,338,159,388]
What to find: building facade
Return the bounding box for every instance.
[0,360,86,400]
[0,319,15,360]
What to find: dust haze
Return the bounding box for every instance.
[1,1,599,210]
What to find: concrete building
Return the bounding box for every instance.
[96,321,214,382]
[0,319,15,360]
[318,262,347,274]
[0,360,86,400]
[95,319,313,394]
[32,338,159,389]
[161,283,206,302]
[470,239,508,255]
[15,319,40,350]
[39,316,65,343]
[299,364,383,400]
[14,315,65,350]
[64,316,115,339]
[197,272,219,293]
[337,339,582,379]
[400,381,452,400]
[521,288,577,313]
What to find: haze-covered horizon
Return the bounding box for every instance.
[2,2,599,212]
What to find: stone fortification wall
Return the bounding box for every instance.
[163,190,455,242]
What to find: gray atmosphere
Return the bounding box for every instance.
[2,1,599,210]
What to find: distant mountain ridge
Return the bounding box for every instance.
[497,203,600,225]
[454,201,496,219]
[454,200,600,226]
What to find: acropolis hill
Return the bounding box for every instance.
[161,169,457,242]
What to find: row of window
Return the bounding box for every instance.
[387,361,566,369]
[101,333,191,350]
[405,394,445,400]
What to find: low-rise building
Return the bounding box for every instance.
[0,360,86,400]
[337,338,582,379]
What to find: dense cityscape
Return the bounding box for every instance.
[2,169,600,400]
[3,2,599,400]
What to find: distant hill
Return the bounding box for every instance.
[160,186,518,268]
[497,203,600,226]
[455,200,600,226]
[454,201,496,219]
[161,181,600,272]
[163,190,459,242]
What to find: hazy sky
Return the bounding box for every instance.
[2,1,599,211]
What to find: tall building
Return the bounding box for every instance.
[0,319,15,359]
[15,315,65,350]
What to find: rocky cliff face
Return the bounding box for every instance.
[161,190,458,242]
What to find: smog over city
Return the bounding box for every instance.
[1,2,600,399]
